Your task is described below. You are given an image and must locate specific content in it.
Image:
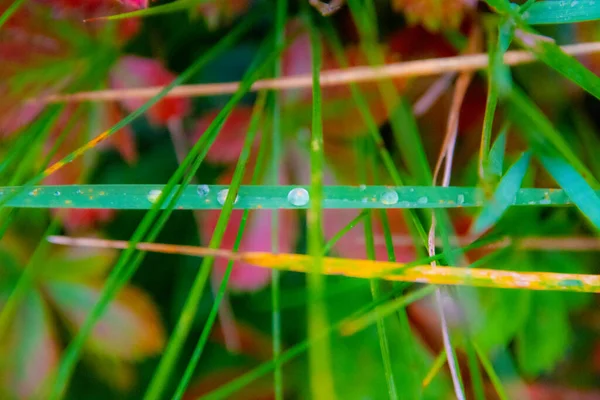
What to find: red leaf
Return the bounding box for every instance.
[110,56,190,125]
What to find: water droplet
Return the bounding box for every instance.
[539,198,551,205]
[359,184,367,191]
[380,189,399,205]
[197,184,210,197]
[147,189,162,203]
[457,194,465,205]
[54,191,61,196]
[76,189,83,195]
[288,188,310,207]
[417,196,428,204]
[217,189,239,205]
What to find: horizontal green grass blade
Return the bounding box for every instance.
[474,152,531,234]
[3,184,589,209]
[524,1,600,25]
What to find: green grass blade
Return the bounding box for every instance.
[306,12,336,399]
[473,152,531,234]
[199,283,426,400]
[487,127,508,179]
[524,0,600,25]
[5,184,595,209]
[507,87,596,183]
[271,1,287,398]
[171,92,268,400]
[364,210,399,400]
[141,40,280,400]
[340,286,436,336]
[322,210,367,254]
[473,342,509,400]
[0,0,26,29]
[48,23,271,400]
[540,155,600,230]
[514,28,600,102]
[91,0,210,20]
[0,15,258,212]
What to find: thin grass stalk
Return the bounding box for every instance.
[34,43,600,103]
[143,86,268,400]
[47,236,600,292]
[360,143,399,399]
[322,210,368,254]
[364,213,399,399]
[479,28,500,180]
[428,26,482,399]
[171,92,270,400]
[271,1,287,397]
[48,24,272,400]
[306,12,336,399]
[465,339,486,400]
[422,350,447,389]
[473,342,509,400]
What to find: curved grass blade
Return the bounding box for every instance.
[524,1,600,25]
[540,155,600,231]
[473,152,531,234]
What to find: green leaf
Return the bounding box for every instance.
[487,128,508,178]
[473,152,531,234]
[515,28,600,101]
[516,291,571,377]
[540,155,600,230]
[524,0,600,25]
[507,87,595,182]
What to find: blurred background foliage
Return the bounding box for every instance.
[1,0,600,399]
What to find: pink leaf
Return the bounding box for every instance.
[45,281,165,360]
[110,56,190,126]
[203,208,297,293]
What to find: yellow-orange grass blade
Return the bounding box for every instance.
[48,236,600,293]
